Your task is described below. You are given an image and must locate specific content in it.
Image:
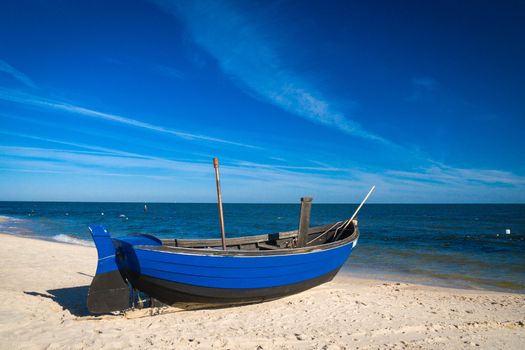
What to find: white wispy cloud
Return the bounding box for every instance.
[0,59,37,88]
[0,131,149,159]
[0,88,258,149]
[3,142,524,203]
[0,141,525,203]
[153,1,387,143]
[387,163,525,186]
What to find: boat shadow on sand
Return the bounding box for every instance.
[24,285,259,318]
[24,285,91,317]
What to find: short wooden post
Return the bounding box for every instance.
[297,197,312,247]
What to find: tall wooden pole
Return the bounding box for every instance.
[213,158,227,250]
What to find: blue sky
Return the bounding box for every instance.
[0,0,524,203]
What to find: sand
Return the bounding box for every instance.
[0,233,523,350]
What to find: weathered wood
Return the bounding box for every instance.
[162,222,341,248]
[147,224,359,256]
[173,235,272,247]
[257,242,280,250]
[307,186,374,246]
[213,158,227,250]
[297,197,313,247]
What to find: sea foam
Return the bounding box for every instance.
[52,234,94,247]
[0,215,24,223]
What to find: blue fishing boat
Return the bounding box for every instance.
[86,159,374,314]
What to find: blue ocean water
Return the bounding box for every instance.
[0,202,523,293]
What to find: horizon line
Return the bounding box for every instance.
[1,200,523,205]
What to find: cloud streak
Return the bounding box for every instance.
[2,141,524,203]
[0,59,37,88]
[154,1,388,143]
[0,88,258,149]
[387,163,525,186]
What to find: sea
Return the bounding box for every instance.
[0,202,523,293]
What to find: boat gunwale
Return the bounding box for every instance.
[131,220,359,257]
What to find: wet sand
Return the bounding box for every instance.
[0,233,523,349]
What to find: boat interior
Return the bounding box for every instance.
[154,220,358,252]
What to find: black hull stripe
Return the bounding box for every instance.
[129,267,341,305]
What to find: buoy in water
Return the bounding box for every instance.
[101,212,104,216]
[505,229,511,235]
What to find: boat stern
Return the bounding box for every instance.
[87,225,129,314]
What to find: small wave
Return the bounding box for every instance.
[52,234,94,247]
[0,215,24,223]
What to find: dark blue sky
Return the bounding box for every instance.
[0,0,524,202]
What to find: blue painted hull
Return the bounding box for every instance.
[88,224,358,308]
[124,243,354,303]
[131,243,353,289]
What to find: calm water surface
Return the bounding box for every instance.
[0,202,523,293]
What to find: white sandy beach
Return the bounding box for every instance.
[0,233,523,350]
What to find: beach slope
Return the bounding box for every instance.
[0,233,523,349]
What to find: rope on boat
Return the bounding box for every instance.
[306,221,343,245]
[306,186,375,245]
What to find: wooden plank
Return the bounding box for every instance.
[161,222,347,248]
[257,242,280,250]
[145,226,359,256]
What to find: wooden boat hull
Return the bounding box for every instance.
[87,224,358,313]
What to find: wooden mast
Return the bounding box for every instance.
[213,158,227,250]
